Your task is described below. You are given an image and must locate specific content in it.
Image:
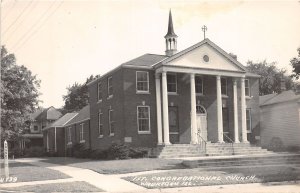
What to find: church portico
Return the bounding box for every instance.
[154,69,249,146]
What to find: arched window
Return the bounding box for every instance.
[196,105,206,114]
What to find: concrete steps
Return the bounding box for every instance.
[182,153,300,168]
[150,143,272,158]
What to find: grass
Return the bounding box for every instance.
[123,165,300,189]
[0,181,103,192]
[0,161,70,182]
[41,157,184,174]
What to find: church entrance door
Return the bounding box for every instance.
[196,105,207,142]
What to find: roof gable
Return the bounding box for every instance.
[45,113,78,129]
[66,105,90,126]
[260,90,300,106]
[160,39,246,72]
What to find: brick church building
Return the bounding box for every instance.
[86,11,261,153]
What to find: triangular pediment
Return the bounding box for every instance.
[161,39,246,72]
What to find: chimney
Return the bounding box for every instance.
[229,53,237,60]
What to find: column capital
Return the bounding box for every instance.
[233,78,237,85]
[241,77,245,82]
[216,75,221,80]
[162,71,167,77]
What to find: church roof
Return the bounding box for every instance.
[44,113,78,130]
[65,105,90,126]
[165,10,177,38]
[260,90,300,106]
[122,54,168,67]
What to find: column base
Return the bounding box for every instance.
[164,142,172,145]
[241,141,249,143]
[157,142,164,146]
[234,140,240,143]
[217,140,225,143]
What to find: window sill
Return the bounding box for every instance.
[136,91,150,94]
[107,95,113,100]
[98,135,104,138]
[97,100,102,104]
[109,133,115,137]
[80,140,85,143]
[168,92,178,95]
[138,131,151,134]
[246,96,253,100]
[196,93,205,97]
[67,142,72,146]
[222,95,229,98]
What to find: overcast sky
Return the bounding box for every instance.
[1,0,300,108]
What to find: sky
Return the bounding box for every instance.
[1,0,300,108]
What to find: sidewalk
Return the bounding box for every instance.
[14,158,146,192]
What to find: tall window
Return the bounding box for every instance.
[137,106,150,133]
[98,111,103,137]
[246,108,252,133]
[109,109,115,135]
[195,76,203,94]
[97,82,102,101]
[136,71,149,92]
[67,127,72,144]
[245,79,250,97]
[167,74,177,93]
[79,123,84,142]
[107,76,113,98]
[221,77,227,95]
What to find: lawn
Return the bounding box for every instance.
[0,181,103,192]
[0,161,70,182]
[41,157,184,174]
[123,165,300,189]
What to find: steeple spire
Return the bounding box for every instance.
[165,10,177,38]
[164,10,178,56]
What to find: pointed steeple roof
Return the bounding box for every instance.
[165,10,177,38]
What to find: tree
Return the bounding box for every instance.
[246,60,294,95]
[290,47,300,80]
[1,46,41,141]
[62,74,99,114]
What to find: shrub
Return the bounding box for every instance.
[286,146,300,152]
[72,143,93,159]
[268,137,284,152]
[24,146,45,157]
[129,147,149,158]
[107,143,130,160]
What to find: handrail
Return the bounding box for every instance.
[223,133,234,155]
[197,130,207,154]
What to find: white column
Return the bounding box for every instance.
[216,75,224,143]
[162,71,171,145]
[241,77,248,143]
[155,73,163,145]
[233,79,240,143]
[190,74,198,144]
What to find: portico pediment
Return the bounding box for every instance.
[159,39,246,73]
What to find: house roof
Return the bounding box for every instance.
[44,112,78,130]
[30,108,45,120]
[65,105,90,126]
[260,90,300,106]
[35,106,62,121]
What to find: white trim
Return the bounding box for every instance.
[246,108,252,133]
[67,127,72,144]
[97,81,102,102]
[80,140,86,143]
[54,127,57,152]
[79,123,84,142]
[137,106,151,134]
[136,71,150,93]
[167,73,177,94]
[245,79,251,97]
[109,109,115,135]
[98,111,103,136]
[107,76,113,98]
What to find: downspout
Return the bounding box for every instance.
[89,119,92,149]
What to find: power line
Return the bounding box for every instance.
[14,1,64,52]
[2,0,34,35]
[4,1,39,42]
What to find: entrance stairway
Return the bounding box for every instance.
[150,142,271,158]
[182,153,300,168]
